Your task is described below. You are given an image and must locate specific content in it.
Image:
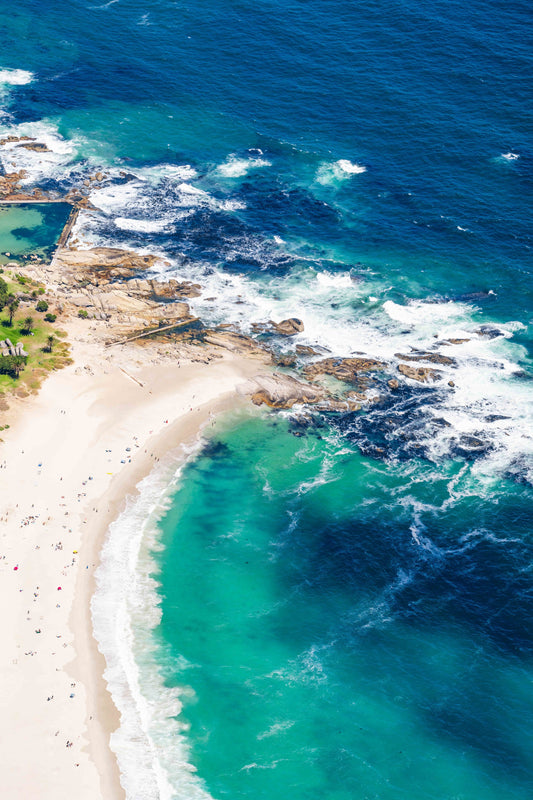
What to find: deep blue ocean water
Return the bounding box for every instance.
[1,1,533,798]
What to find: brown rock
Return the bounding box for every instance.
[271,318,304,336]
[274,353,298,368]
[249,373,323,408]
[253,318,305,336]
[313,399,361,412]
[295,345,321,356]
[151,279,202,300]
[388,379,400,390]
[394,351,455,366]
[446,338,470,345]
[55,247,169,272]
[345,390,368,402]
[203,330,268,358]
[17,142,51,152]
[303,356,385,382]
[398,363,441,383]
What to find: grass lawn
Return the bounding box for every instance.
[0,269,72,401]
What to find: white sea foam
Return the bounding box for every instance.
[92,443,216,800]
[181,271,533,482]
[72,196,533,487]
[89,181,146,213]
[131,164,198,183]
[0,68,34,88]
[316,159,366,185]
[90,0,120,9]
[114,216,175,233]
[501,152,519,161]
[176,182,246,211]
[0,118,86,186]
[217,155,271,178]
[0,105,527,485]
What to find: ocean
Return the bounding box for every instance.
[1,1,532,797]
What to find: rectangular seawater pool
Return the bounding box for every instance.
[0,202,73,264]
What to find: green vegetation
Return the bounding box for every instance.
[7,298,19,326]
[22,316,34,334]
[35,299,49,312]
[0,271,71,398]
[78,308,89,319]
[0,355,27,378]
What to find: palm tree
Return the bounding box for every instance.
[7,298,19,327]
[46,335,55,353]
[23,316,34,334]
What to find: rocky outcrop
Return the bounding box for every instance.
[249,373,323,408]
[398,363,441,383]
[0,339,28,357]
[295,345,322,356]
[0,135,34,146]
[54,248,168,272]
[17,142,51,153]
[203,330,269,358]
[272,318,304,336]
[303,356,385,382]
[313,398,361,412]
[0,171,25,198]
[252,318,305,336]
[66,284,192,326]
[274,353,297,367]
[395,351,455,366]
[124,278,201,300]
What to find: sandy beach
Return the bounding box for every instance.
[0,318,264,798]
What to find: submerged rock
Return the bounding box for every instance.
[476,326,504,339]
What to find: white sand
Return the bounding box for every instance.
[0,327,262,798]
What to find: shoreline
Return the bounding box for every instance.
[75,388,253,800]
[0,318,265,798]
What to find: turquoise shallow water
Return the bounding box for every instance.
[0,202,71,263]
[150,413,533,800]
[1,1,532,797]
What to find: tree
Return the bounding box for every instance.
[0,277,8,308]
[35,300,49,312]
[7,298,19,326]
[22,316,34,334]
[46,335,55,353]
[0,355,27,378]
